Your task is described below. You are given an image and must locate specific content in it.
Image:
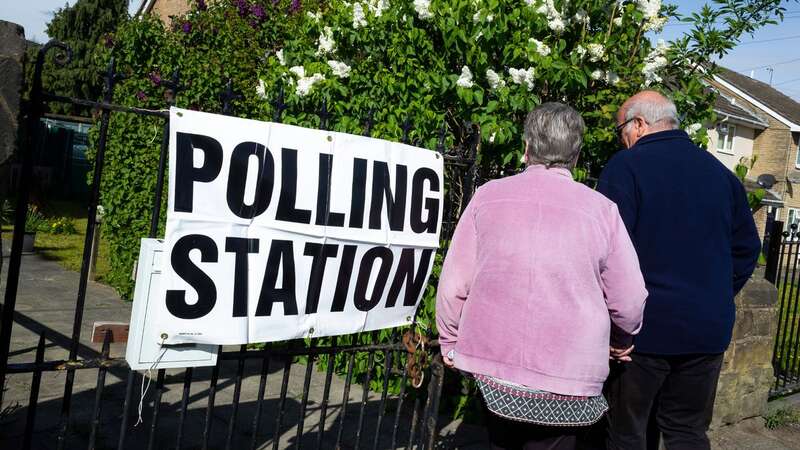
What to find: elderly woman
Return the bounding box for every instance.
[436,102,648,450]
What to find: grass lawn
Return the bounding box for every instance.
[2,200,111,283]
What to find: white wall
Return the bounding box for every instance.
[707,124,756,172]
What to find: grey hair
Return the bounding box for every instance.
[523,102,585,169]
[624,95,680,129]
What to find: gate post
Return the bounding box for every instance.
[764,220,784,284]
[0,39,71,409]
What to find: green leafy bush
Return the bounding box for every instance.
[47,217,79,235]
[24,207,47,234]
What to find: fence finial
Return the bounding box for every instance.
[161,69,183,106]
[219,79,242,116]
[273,86,286,123]
[435,122,447,154]
[362,109,375,136]
[401,118,413,144]
[318,100,329,131]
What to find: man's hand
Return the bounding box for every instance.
[443,355,455,368]
[610,345,634,362]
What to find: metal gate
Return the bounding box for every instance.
[0,41,478,449]
[764,219,800,398]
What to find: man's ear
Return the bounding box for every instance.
[636,117,649,139]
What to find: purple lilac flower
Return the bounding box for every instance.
[289,0,301,14]
[251,4,266,20]
[182,21,192,33]
[136,91,147,101]
[196,0,207,11]
[149,72,162,86]
[236,0,249,17]
[103,34,114,48]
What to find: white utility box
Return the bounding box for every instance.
[125,238,218,370]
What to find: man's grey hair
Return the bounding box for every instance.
[623,95,680,129]
[523,102,585,169]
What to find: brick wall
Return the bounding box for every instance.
[150,0,192,24]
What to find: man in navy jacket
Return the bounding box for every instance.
[598,91,761,450]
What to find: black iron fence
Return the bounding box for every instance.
[0,41,478,449]
[764,219,800,398]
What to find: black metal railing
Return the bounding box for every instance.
[0,40,478,449]
[763,219,800,398]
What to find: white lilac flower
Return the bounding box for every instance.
[642,43,669,85]
[353,4,367,28]
[686,123,702,135]
[368,0,389,17]
[573,9,589,25]
[548,16,565,33]
[296,73,325,97]
[289,66,305,78]
[307,11,321,22]
[587,43,605,62]
[642,57,667,84]
[256,79,268,99]
[653,39,670,56]
[575,45,587,59]
[473,11,481,22]
[613,16,623,26]
[637,0,661,19]
[456,66,474,88]
[509,67,536,90]
[276,49,285,66]
[414,0,433,19]
[327,60,352,78]
[590,69,604,80]
[486,69,505,89]
[316,27,336,56]
[524,0,537,5]
[489,132,496,143]
[605,71,620,85]
[487,14,494,22]
[542,0,558,16]
[529,38,551,57]
[644,15,668,31]
[475,31,484,40]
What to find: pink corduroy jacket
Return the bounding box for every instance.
[436,165,648,396]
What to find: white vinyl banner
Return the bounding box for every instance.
[157,108,443,345]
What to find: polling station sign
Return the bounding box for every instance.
[157,108,443,345]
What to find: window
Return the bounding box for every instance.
[795,140,800,168]
[716,124,736,154]
[787,208,800,236]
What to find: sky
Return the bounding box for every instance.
[1,0,799,100]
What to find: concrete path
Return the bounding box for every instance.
[0,252,440,449]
